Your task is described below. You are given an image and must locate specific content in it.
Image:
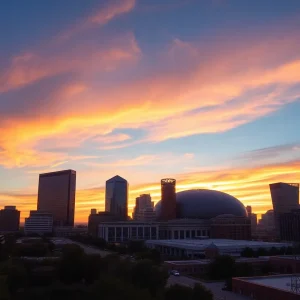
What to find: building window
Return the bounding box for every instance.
[180,230,184,239]
[186,230,190,238]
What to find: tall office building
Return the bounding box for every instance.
[246,205,257,234]
[133,194,155,221]
[160,178,176,221]
[0,206,20,232]
[270,182,299,236]
[37,169,76,226]
[105,175,128,220]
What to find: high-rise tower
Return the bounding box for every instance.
[270,182,299,236]
[160,178,176,221]
[105,175,128,220]
[37,169,76,226]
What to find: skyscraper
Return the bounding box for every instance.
[0,206,20,232]
[133,194,155,221]
[270,182,299,236]
[160,178,176,221]
[37,169,76,226]
[105,175,128,220]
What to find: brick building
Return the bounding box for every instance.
[210,214,251,240]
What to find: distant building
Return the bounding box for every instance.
[90,208,97,215]
[88,212,119,236]
[0,206,20,232]
[24,211,53,235]
[160,178,176,221]
[210,215,251,240]
[133,194,156,222]
[246,206,257,234]
[37,169,76,226]
[259,210,275,231]
[270,182,299,236]
[105,175,128,220]
[279,209,300,242]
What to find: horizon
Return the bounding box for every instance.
[1,0,300,223]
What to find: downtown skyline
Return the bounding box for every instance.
[1,0,300,223]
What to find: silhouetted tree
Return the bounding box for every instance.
[208,255,235,280]
[131,259,169,296]
[241,247,254,257]
[193,283,213,300]
[164,284,193,300]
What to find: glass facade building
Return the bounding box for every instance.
[37,169,76,226]
[105,175,128,220]
[160,178,176,221]
[270,182,299,236]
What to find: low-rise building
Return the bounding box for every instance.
[145,239,291,259]
[98,219,211,242]
[88,212,120,236]
[24,211,53,235]
[232,274,300,300]
[0,206,20,233]
[164,257,269,275]
[210,214,251,240]
[279,209,300,242]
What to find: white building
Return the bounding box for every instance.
[98,219,211,242]
[24,211,53,235]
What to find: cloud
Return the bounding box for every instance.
[0,17,300,168]
[93,133,131,144]
[57,0,136,41]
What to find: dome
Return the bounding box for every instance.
[155,189,247,219]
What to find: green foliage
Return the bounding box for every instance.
[165,284,213,300]
[59,244,85,284]
[0,261,28,294]
[13,242,48,257]
[193,283,213,300]
[208,255,235,280]
[128,240,145,253]
[83,254,101,284]
[234,262,254,277]
[131,259,169,296]
[241,247,255,257]
[164,284,193,300]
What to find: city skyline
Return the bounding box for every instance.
[1,0,300,223]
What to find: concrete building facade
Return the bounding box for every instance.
[24,211,53,235]
[0,206,20,232]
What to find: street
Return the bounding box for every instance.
[168,275,248,300]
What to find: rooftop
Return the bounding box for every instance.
[146,239,291,251]
[165,257,270,265]
[238,275,299,294]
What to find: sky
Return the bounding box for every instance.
[1,0,300,223]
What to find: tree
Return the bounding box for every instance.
[0,261,28,294]
[164,284,193,300]
[193,283,213,300]
[241,247,254,258]
[256,247,267,257]
[128,240,145,253]
[208,255,235,280]
[235,263,254,277]
[131,259,169,296]
[83,254,102,284]
[89,276,152,300]
[59,244,85,284]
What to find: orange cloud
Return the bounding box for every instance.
[3,159,300,223]
[0,20,300,168]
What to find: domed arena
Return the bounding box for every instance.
[155,189,247,219]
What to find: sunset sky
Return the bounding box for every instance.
[1,0,300,223]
